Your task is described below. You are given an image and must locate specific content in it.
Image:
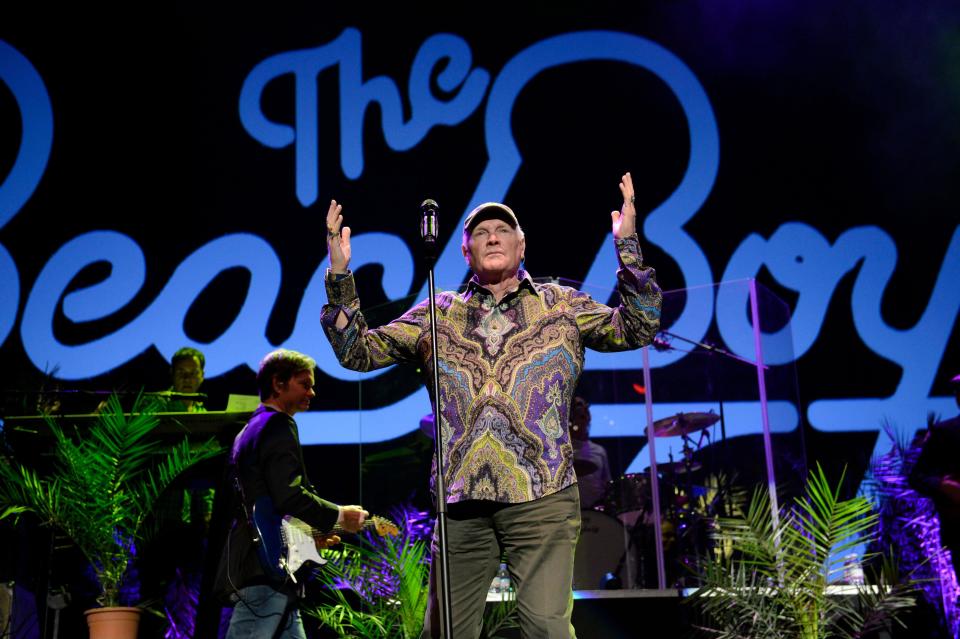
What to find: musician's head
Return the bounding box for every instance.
[171,346,205,394]
[257,349,317,415]
[462,203,526,283]
[570,396,592,442]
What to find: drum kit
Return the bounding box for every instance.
[574,410,722,590]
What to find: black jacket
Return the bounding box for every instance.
[908,414,960,537]
[214,405,340,600]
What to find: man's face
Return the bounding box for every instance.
[272,369,316,416]
[462,218,525,280]
[570,397,591,441]
[172,357,203,393]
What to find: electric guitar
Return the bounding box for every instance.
[252,495,400,583]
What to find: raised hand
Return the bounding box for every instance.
[611,172,637,240]
[325,200,351,274]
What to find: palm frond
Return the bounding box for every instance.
[0,393,224,606]
[483,589,520,638]
[689,463,918,639]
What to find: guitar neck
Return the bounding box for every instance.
[316,516,389,537]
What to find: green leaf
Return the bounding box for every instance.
[688,463,918,639]
[0,393,224,607]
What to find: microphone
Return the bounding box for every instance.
[651,333,672,352]
[420,199,439,242]
[420,199,439,260]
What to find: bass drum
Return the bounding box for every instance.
[573,510,637,590]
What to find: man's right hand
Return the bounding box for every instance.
[326,199,351,274]
[941,475,960,504]
[338,505,368,533]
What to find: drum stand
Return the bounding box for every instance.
[671,430,710,587]
[608,512,646,589]
[652,330,766,587]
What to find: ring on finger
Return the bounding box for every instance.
[629,195,636,204]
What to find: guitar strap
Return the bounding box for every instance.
[215,459,261,604]
[231,471,259,543]
[228,414,263,543]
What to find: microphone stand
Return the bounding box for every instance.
[658,330,768,372]
[657,327,769,486]
[421,201,454,638]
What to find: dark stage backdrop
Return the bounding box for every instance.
[1,2,959,509]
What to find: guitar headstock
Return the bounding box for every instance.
[371,515,400,537]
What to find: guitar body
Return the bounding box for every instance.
[252,495,326,584]
[281,516,328,579]
[251,495,400,583]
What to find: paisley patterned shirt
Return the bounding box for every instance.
[321,233,662,505]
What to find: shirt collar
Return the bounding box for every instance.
[464,269,537,302]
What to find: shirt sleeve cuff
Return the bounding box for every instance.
[325,269,357,305]
[614,233,642,264]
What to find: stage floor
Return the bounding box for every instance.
[484,589,688,638]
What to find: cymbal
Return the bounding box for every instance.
[655,459,703,474]
[574,458,599,476]
[652,412,719,438]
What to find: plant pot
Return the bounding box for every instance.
[84,606,141,639]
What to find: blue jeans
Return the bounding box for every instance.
[225,584,306,639]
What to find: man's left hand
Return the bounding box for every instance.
[315,533,341,548]
[612,171,637,239]
[338,505,369,533]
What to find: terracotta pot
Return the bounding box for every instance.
[84,606,141,639]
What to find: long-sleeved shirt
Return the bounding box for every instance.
[321,233,661,505]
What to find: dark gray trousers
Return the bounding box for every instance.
[421,484,580,639]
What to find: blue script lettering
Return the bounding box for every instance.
[0,40,53,346]
[21,232,282,378]
[717,223,960,437]
[239,28,490,206]
[1,33,956,453]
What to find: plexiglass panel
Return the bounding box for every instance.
[349,277,803,591]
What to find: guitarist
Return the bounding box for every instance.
[909,372,960,579]
[217,349,368,639]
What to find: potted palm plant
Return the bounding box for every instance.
[0,393,222,638]
[687,464,918,639]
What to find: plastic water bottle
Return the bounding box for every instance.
[843,553,865,585]
[496,562,511,594]
[488,572,500,595]
[498,562,511,593]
